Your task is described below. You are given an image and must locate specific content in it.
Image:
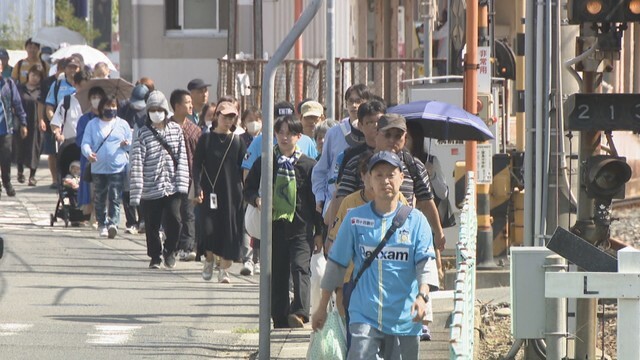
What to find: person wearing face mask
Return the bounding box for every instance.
[81,96,132,239]
[239,106,262,148]
[130,90,190,269]
[50,69,91,147]
[193,102,247,283]
[75,86,107,219]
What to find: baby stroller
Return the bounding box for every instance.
[50,141,90,227]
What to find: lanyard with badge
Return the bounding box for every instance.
[202,133,235,209]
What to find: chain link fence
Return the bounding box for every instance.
[218,58,422,118]
[218,59,326,114]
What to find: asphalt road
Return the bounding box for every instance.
[0,165,261,360]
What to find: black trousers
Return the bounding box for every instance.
[177,193,196,252]
[0,134,12,185]
[142,193,182,260]
[271,221,313,328]
[122,191,143,228]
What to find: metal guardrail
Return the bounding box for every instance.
[450,172,477,359]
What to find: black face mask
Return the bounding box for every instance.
[103,109,117,119]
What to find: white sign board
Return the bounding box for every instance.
[546,272,640,299]
[477,143,493,184]
[478,46,491,93]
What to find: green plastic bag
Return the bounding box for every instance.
[307,308,347,360]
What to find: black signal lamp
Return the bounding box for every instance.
[584,155,632,200]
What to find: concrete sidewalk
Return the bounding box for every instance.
[268,286,510,359]
[4,157,511,359]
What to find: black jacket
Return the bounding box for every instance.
[244,152,323,239]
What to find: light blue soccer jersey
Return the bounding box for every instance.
[329,202,435,336]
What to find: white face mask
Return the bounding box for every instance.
[149,111,166,123]
[205,120,212,129]
[246,121,262,135]
[90,98,101,109]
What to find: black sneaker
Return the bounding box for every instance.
[149,258,162,269]
[163,250,176,269]
[5,183,16,197]
[17,173,25,184]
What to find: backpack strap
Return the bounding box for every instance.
[53,79,62,105]
[400,149,421,184]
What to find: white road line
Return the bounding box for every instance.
[87,325,141,345]
[0,323,33,336]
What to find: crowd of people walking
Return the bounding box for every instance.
[1,37,455,358]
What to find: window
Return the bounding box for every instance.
[166,0,229,35]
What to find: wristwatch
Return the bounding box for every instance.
[417,292,429,303]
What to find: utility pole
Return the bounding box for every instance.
[463,0,477,177]
[475,0,495,269]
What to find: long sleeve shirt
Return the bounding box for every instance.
[244,153,324,239]
[311,117,363,208]
[0,77,27,136]
[129,121,190,205]
[81,117,132,174]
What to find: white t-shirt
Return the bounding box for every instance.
[51,94,83,140]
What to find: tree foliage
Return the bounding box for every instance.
[55,0,101,45]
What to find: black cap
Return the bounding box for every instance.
[187,78,211,91]
[274,101,295,118]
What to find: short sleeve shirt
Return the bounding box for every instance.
[328,202,435,335]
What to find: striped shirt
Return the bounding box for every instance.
[129,121,190,205]
[336,149,434,203]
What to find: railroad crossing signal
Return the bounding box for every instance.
[583,155,632,200]
[568,0,640,24]
[566,93,640,131]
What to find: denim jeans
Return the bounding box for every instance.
[348,323,419,360]
[93,172,125,228]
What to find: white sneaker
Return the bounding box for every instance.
[125,225,138,235]
[240,261,254,276]
[178,250,196,262]
[178,250,188,261]
[99,227,108,237]
[218,269,230,284]
[202,260,214,281]
[254,263,260,275]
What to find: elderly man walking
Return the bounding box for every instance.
[313,151,435,360]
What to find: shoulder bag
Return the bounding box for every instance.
[83,126,114,183]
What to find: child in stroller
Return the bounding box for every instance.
[50,142,90,227]
[63,161,81,190]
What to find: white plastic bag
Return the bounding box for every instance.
[306,306,347,360]
[244,204,261,239]
[310,252,327,312]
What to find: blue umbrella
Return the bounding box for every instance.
[388,100,495,141]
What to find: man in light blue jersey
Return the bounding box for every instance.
[312,151,435,359]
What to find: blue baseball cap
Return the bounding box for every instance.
[130,84,149,109]
[367,151,402,172]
